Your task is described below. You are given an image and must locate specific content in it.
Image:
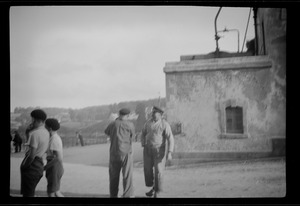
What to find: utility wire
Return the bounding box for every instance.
[241,8,252,52]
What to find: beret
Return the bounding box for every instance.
[119,108,130,116]
[152,106,164,114]
[45,118,60,131]
[30,109,47,121]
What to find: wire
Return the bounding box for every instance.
[241,8,252,52]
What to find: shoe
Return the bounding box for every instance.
[145,188,154,197]
[154,192,161,198]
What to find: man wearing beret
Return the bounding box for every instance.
[141,106,174,198]
[20,109,50,197]
[105,108,135,198]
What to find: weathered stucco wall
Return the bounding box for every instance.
[164,56,285,152]
[163,8,286,153]
[256,8,286,137]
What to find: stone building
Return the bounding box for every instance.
[163,8,286,155]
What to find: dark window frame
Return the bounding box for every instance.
[219,99,248,139]
[225,106,244,134]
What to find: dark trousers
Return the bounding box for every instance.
[20,157,44,197]
[109,152,134,197]
[143,145,166,193]
[79,137,84,146]
[14,143,22,152]
[45,158,64,193]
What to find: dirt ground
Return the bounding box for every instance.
[10,142,286,198]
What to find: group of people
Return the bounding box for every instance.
[105,106,174,198]
[20,109,64,197]
[19,105,175,198]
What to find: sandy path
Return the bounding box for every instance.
[10,143,286,197]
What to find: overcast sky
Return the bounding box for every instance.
[10,6,254,112]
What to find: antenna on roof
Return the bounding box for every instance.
[214,7,222,55]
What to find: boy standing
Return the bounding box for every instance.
[44,118,64,197]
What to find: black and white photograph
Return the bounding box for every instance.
[9,4,286,201]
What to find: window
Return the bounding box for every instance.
[219,99,248,139]
[226,106,243,134]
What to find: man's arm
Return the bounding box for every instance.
[164,122,174,160]
[44,150,63,170]
[21,146,37,170]
[140,122,148,147]
[130,122,135,140]
[21,132,39,170]
[165,123,174,152]
[104,123,112,136]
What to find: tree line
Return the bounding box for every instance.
[13,97,166,131]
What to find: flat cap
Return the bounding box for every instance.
[30,109,47,121]
[152,106,164,114]
[119,108,130,116]
[45,118,60,131]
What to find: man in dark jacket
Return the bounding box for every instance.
[105,108,135,198]
[13,131,23,153]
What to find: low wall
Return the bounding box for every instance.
[168,138,285,166]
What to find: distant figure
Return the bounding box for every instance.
[44,118,64,197]
[105,108,135,198]
[10,133,14,153]
[13,131,22,153]
[20,109,49,197]
[76,131,85,146]
[141,106,174,198]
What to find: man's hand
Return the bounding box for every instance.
[21,147,36,170]
[21,156,32,170]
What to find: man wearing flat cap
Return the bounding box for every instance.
[105,108,135,198]
[20,109,50,197]
[141,106,174,198]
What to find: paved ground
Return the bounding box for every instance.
[10,142,286,198]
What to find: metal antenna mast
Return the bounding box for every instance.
[214,7,222,54]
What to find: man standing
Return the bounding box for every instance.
[105,108,135,198]
[76,131,85,147]
[13,131,23,153]
[20,109,49,197]
[141,106,174,198]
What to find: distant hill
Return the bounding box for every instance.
[80,120,108,135]
[12,97,165,124]
[11,97,165,145]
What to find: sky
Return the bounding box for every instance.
[10,6,254,112]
